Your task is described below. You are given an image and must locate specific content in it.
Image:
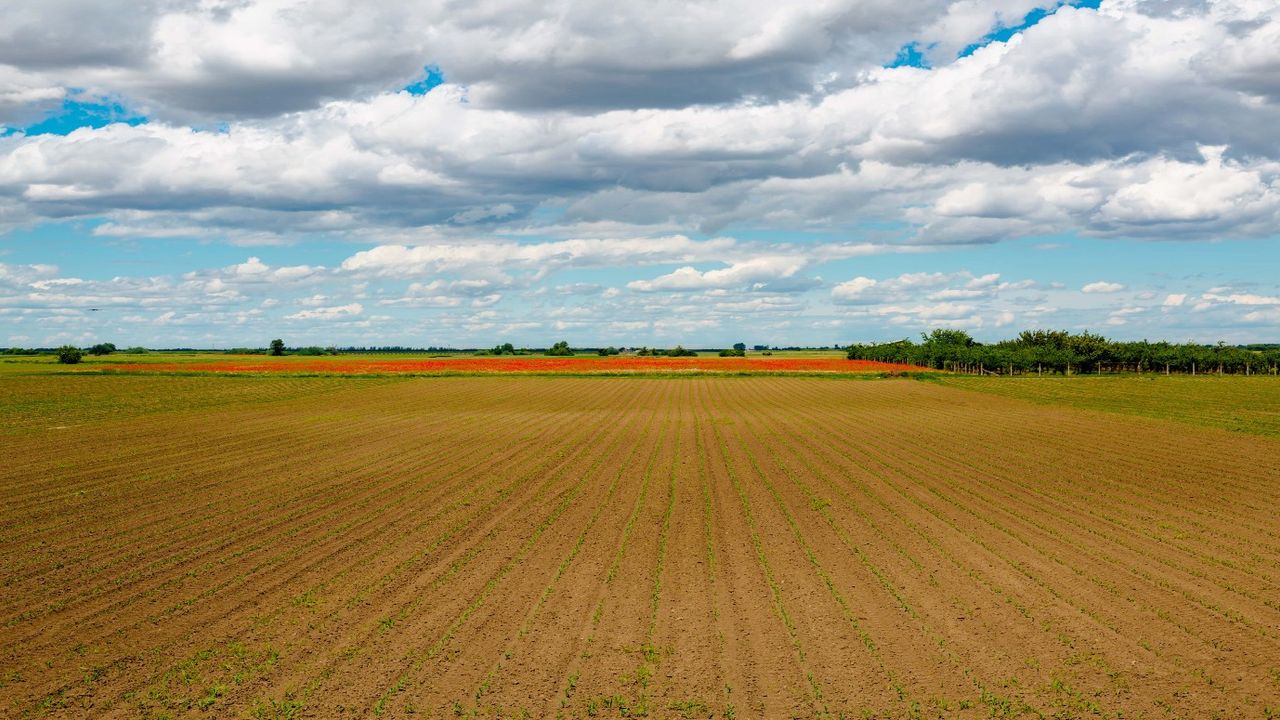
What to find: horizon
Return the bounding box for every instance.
[12,331,1280,353]
[2,1,1279,347]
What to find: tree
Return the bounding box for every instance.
[546,340,573,356]
[89,342,117,356]
[733,342,746,352]
[922,329,974,347]
[57,345,83,364]
[665,345,697,357]
[597,346,619,356]
[719,348,745,357]
[1065,331,1108,373]
[269,339,285,356]
[846,327,1275,375]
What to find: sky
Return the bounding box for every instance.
[1,0,1278,349]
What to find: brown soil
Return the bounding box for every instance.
[2,376,1278,718]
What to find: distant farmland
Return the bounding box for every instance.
[92,352,918,376]
[3,373,1279,718]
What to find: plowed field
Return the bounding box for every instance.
[3,376,1279,718]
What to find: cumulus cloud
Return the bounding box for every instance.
[1094,147,1280,235]
[0,0,1087,118]
[0,262,59,287]
[285,303,363,320]
[829,269,1048,332]
[1082,281,1125,293]
[1200,291,1280,306]
[0,68,65,125]
[340,236,738,278]
[377,279,508,307]
[831,276,881,303]
[627,256,810,292]
[833,271,1030,304]
[0,2,1277,245]
[2,0,1280,345]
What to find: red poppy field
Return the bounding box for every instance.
[100,354,920,376]
[3,373,1279,718]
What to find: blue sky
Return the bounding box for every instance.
[1,0,1278,348]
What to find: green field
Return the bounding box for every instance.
[931,374,1280,437]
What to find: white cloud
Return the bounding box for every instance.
[627,256,808,292]
[1095,146,1280,234]
[1200,291,1280,306]
[1082,281,1124,294]
[831,276,880,303]
[0,0,1033,118]
[2,1,1280,346]
[285,303,363,320]
[0,262,59,287]
[340,236,737,278]
[1,3,1279,245]
[876,301,976,319]
[827,269,1045,333]
[376,279,508,307]
[833,270,1032,305]
[1242,308,1280,323]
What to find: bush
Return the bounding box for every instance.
[57,346,83,364]
[597,346,619,356]
[546,340,574,356]
[719,348,745,357]
[665,345,697,357]
[88,342,117,356]
[124,346,148,354]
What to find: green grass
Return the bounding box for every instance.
[929,374,1280,437]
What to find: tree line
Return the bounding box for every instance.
[847,329,1280,375]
